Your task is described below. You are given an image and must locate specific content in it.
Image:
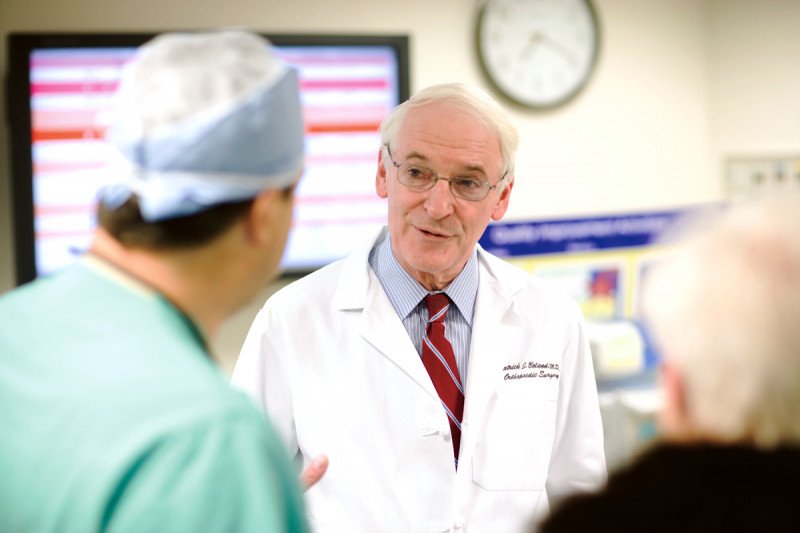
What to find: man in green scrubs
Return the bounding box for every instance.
[0,30,314,532]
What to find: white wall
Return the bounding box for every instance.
[1,0,798,367]
[708,0,800,157]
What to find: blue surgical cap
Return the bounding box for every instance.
[100,31,305,222]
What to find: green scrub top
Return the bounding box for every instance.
[0,257,309,533]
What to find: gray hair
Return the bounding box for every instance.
[642,192,800,447]
[379,83,519,190]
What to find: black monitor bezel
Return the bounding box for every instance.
[5,31,410,285]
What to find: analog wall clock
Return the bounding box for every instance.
[476,0,600,109]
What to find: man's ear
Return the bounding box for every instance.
[244,188,281,245]
[376,147,388,199]
[490,177,513,221]
[659,359,691,439]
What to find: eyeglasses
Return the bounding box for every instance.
[385,144,507,202]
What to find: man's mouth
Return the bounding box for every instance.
[416,226,450,238]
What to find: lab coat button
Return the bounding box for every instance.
[442,431,451,442]
[453,519,465,530]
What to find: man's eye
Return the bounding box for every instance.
[454,178,483,190]
[405,167,429,180]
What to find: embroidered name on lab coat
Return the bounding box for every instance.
[502,361,560,381]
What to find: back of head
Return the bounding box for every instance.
[114,31,284,136]
[642,192,800,447]
[379,83,519,185]
[99,29,304,246]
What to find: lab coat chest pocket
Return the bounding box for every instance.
[472,384,557,491]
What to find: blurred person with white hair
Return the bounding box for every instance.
[540,192,800,532]
[0,30,315,532]
[233,82,606,532]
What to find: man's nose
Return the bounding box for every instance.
[423,177,455,218]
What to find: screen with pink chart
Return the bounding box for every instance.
[7,33,409,283]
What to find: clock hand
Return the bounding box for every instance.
[518,31,544,62]
[540,33,579,66]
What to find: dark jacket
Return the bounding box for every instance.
[540,443,800,532]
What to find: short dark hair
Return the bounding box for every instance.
[97,196,254,249]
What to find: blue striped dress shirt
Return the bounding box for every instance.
[368,231,478,383]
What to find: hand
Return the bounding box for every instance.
[300,455,329,491]
[539,33,578,66]
[518,31,543,63]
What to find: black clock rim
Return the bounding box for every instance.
[474,0,602,111]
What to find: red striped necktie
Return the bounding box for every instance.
[422,293,465,467]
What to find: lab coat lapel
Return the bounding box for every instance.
[362,280,439,398]
[333,244,439,401]
[461,250,526,454]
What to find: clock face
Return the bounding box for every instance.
[477,0,600,109]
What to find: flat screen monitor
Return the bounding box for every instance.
[6,32,410,284]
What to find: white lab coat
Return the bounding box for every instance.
[233,230,606,533]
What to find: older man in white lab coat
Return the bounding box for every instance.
[233,83,606,533]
